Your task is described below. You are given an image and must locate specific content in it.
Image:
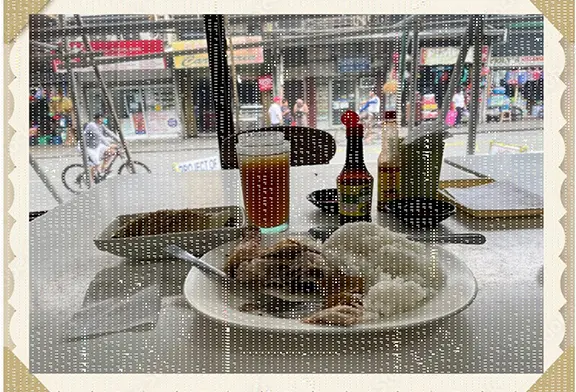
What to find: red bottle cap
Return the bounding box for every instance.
[341,110,363,137]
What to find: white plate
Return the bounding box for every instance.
[184,232,478,333]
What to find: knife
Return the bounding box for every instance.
[308,226,486,245]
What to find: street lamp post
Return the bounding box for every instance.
[468,15,485,155]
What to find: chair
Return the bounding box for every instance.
[29,211,48,221]
[239,126,337,167]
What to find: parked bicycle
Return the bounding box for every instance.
[62,146,151,194]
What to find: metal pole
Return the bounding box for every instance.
[59,15,91,189]
[436,17,475,135]
[29,155,64,204]
[467,15,485,155]
[397,24,409,129]
[204,15,237,169]
[408,16,420,140]
[224,15,241,132]
[73,14,136,174]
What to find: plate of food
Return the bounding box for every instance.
[183,222,478,332]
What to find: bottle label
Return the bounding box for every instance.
[338,184,373,216]
[378,165,401,203]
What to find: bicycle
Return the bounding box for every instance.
[62,146,151,194]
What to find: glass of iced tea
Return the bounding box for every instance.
[237,131,290,233]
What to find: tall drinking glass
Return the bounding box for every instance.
[237,131,290,233]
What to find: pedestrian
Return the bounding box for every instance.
[359,90,380,140]
[452,86,466,126]
[281,99,292,126]
[268,96,283,127]
[445,102,458,128]
[293,98,309,127]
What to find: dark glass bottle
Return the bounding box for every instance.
[337,111,374,226]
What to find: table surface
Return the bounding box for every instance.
[30,162,543,373]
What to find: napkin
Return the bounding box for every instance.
[68,284,161,340]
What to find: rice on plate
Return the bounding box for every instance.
[322,222,443,319]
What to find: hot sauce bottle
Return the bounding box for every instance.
[377,110,401,211]
[338,111,374,225]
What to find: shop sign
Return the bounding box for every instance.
[173,156,221,172]
[52,40,166,73]
[258,75,274,91]
[146,110,181,135]
[338,57,371,73]
[172,36,264,69]
[420,45,489,65]
[489,56,544,67]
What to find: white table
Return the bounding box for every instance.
[30,165,543,373]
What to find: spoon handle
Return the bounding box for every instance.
[165,245,230,282]
[408,233,486,245]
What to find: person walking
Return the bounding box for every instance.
[452,86,466,126]
[293,98,309,127]
[268,96,283,127]
[359,90,380,140]
[281,99,292,126]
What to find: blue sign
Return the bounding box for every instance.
[167,118,178,128]
[338,57,371,73]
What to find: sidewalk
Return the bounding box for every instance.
[30,135,220,159]
[30,118,542,160]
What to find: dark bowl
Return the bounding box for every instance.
[307,188,339,214]
[385,198,456,228]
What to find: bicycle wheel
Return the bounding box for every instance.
[62,164,91,194]
[118,161,152,175]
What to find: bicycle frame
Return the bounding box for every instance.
[101,148,122,175]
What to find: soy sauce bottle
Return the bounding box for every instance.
[337,111,374,225]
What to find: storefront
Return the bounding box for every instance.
[418,45,490,122]
[29,69,76,145]
[488,57,543,118]
[80,70,182,139]
[282,56,385,129]
[172,36,265,134]
[54,39,183,140]
[487,31,544,118]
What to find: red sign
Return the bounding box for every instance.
[52,40,166,73]
[258,75,274,92]
[132,112,147,135]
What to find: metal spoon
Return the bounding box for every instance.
[164,245,322,318]
[308,226,486,245]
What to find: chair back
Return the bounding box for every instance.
[238,126,336,167]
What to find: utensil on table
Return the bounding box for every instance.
[407,233,486,245]
[308,226,485,245]
[165,245,322,318]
